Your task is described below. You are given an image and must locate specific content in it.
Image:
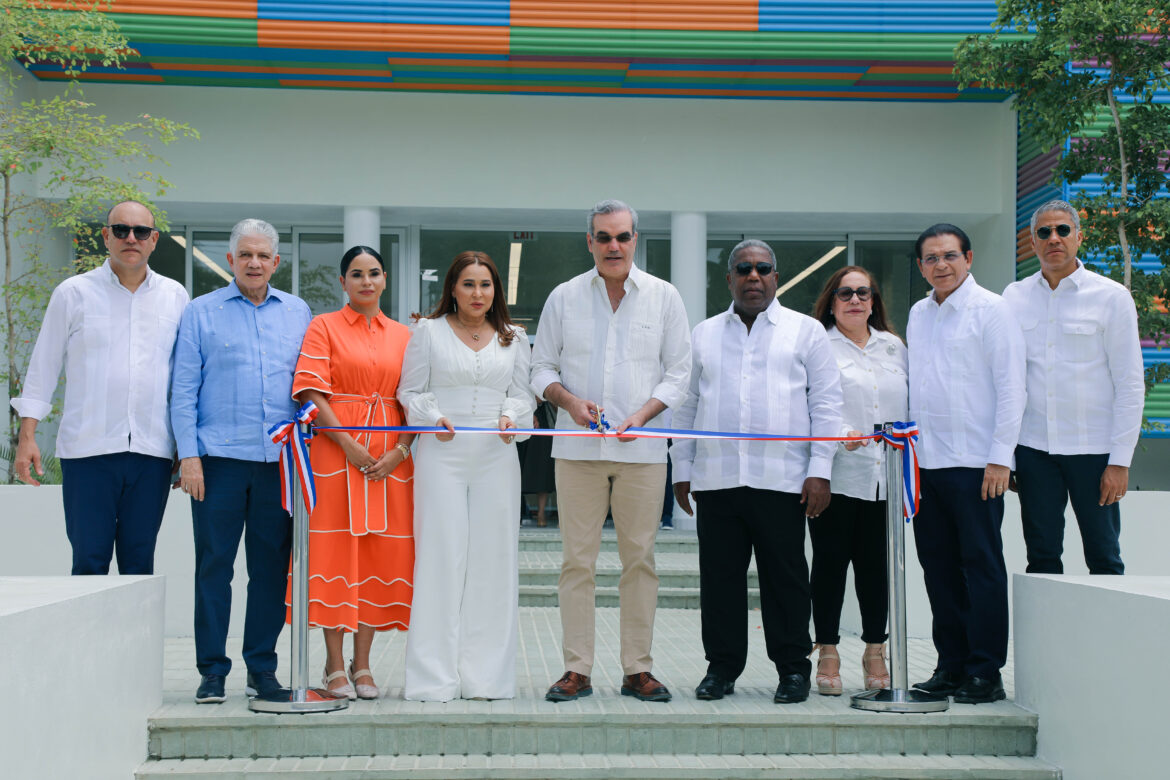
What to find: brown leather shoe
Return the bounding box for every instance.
[545,671,592,702]
[621,671,672,702]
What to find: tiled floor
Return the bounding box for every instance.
[161,606,1015,716]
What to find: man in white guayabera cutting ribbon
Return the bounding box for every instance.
[530,199,691,704]
[671,239,843,706]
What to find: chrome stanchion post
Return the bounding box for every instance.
[851,423,948,713]
[250,420,348,714]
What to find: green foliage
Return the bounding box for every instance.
[0,0,199,482]
[954,0,1170,406]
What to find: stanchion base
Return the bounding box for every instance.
[850,688,950,713]
[248,687,350,714]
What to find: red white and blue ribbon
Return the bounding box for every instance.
[268,401,319,515]
[879,421,921,520]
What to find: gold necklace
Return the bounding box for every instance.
[453,315,488,341]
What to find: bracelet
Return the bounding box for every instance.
[395,443,411,460]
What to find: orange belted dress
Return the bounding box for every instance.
[288,305,414,632]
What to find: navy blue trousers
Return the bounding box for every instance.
[60,452,173,575]
[696,487,812,679]
[192,457,292,677]
[912,468,1008,679]
[1014,445,1124,575]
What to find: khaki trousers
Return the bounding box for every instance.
[554,458,666,676]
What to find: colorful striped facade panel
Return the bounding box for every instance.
[256,21,511,55]
[509,1,758,31]
[48,0,258,19]
[756,1,999,33]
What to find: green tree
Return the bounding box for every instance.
[954,1,1170,394]
[0,0,197,482]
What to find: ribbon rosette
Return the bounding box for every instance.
[268,401,319,515]
[879,421,921,521]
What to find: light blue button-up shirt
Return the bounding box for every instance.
[170,281,312,463]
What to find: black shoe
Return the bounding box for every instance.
[913,669,966,697]
[773,673,810,704]
[195,674,226,704]
[694,673,735,700]
[245,670,285,699]
[953,675,1006,704]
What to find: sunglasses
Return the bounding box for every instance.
[593,231,634,244]
[833,286,872,302]
[1035,223,1073,240]
[107,224,156,241]
[733,261,775,277]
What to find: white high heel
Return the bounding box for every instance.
[349,661,380,700]
[323,667,356,700]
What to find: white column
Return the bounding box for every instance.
[670,211,707,327]
[343,205,380,251]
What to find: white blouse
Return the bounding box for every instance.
[827,326,908,501]
[399,316,535,438]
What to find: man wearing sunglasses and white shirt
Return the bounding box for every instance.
[908,223,1025,704]
[1002,200,1143,576]
[672,239,842,705]
[12,200,189,575]
[531,199,691,704]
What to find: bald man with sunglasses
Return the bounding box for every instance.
[1002,200,1143,576]
[12,200,189,575]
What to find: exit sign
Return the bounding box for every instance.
[512,232,538,241]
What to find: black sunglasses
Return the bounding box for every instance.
[833,286,872,302]
[1036,223,1073,240]
[733,261,775,277]
[107,224,156,240]
[593,231,634,244]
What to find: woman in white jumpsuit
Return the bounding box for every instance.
[399,251,535,701]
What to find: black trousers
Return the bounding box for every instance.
[912,467,1008,678]
[695,487,812,679]
[1015,445,1124,575]
[808,494,888,645]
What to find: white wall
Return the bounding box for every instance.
[0,575,163,780]
[836,490,1170,640]
[1,485,1166,641]
[33,82,1018,239]
[1014,575,1170,779]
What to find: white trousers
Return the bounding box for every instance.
[403,430,520,701]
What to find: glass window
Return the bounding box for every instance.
[419,230,598,335]
[379,234,401,321]
[298,232,344,316]
[149,231,186,286]
[642,236,671,280]
[852,239,929,337]
[189,231,293,300]
[706,238,848,319]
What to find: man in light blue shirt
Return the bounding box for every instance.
[170,219,311,704]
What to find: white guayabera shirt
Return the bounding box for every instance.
[530,264,691,464]
[907,274,1026,471]
[671,300,843,495]
[12,260,189,459]
[1002,261,1144,466]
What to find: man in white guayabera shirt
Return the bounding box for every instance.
[907,223,1025,705]
[531,199,691,704]
[671,239,842,706]
[12,200,189,575]
[1003,200,1143,576]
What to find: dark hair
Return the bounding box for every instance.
[426,251,518,347]
[914,223,971,260]
[812,265,899,338]
[340,245,384,275]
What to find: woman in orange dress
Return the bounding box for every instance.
[289,245,414,700]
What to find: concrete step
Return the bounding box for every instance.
[518,584,759,609]
[519,528,698,554]
[139,753,1060,779]
[147,703,1039,761]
